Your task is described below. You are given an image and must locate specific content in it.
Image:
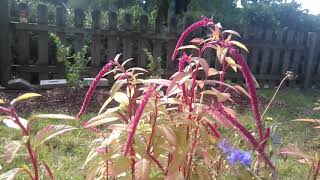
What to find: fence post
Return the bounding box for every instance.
[107,12,118,61]
[74,9,84,52]
[138,15,149,68]
[91,9,101,67]
[166,15,178,72]
[304,32,318,88]
[17,2,31,81]
[37,4,49,80]
[122,14,133,65]
[0,0,11,86]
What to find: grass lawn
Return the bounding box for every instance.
[0,89,319,179]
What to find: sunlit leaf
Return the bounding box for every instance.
[225,57,237,72]
[143,79,171,87]
[223,30,241,37]
[122,58,134,67]
[201,89,231,102]
[190,38,205,45]
[127,67,149,73]
[114,53,122,63]
[4,141,22,163]
[85,112,119,128]
[193,57,209,77]
[34,125,76,148]
[177,45,200,51]
[10,93,41,106]
[30,114,76,121]
[135,159,150,180]
[292,119,320,124]
[2,117,28,130]
[230,41,249,53]
[113,92,129,106]
[0,99,5,104]
[208,68,219,76]
[166,72,190,96]
[99,80,124,114]
[0,168,24,180]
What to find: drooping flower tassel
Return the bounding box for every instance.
[124,87,155,156]
[172,16,214,61]
[229,48,264,141]
[77,61,113,118]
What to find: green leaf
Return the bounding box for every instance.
[4,141,22,163]
[34,125,76,148]
[0,168,24,180]
[135,159,150,180]
[230,40,249,53]
[10,93,41,106]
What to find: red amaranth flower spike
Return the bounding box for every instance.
[77,61,113,118]
[178,52,188,72]
[124,87,155,156]
[229,48,264,141]
[172,16,214,61]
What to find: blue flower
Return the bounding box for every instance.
[239,151,252,167]
[226,149,242,165]
[226,149,252,167]
[218,139,232,153]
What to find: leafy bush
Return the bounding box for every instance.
[51,33,90,88]
[75,16,277,179]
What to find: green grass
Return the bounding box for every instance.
[0,89,319,179]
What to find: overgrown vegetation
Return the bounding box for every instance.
[1,15,320,180]
[51,33,90,88]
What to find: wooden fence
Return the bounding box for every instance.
[0,2,320,88]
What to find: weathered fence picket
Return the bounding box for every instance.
[1,3,319,88]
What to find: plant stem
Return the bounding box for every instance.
[185,127,199,179]
[11,108,39,180]
[261,75,289,119]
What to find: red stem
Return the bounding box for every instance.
[11,108,39,180]
[229,48,264,141]
[185,127,199,179]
